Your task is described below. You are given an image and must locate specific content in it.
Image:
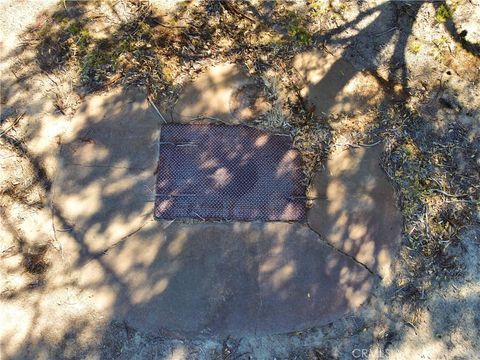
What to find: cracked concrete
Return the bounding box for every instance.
[51,87,379,337]
[2,0,479,358]
[52,87,161,254]
[77,221,373,336]
[307,145,403,282]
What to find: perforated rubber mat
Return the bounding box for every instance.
[154,124,306,221]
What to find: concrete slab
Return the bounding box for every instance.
[171,63,264,124]
[255,223,373,333]
[77,221,373,336]
[52,87,375,338]
[52,87,161,254]
[293,50,383,121]
[307,146,403,281]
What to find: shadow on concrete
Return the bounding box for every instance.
[51,87,372,337]
[1,0,479,358]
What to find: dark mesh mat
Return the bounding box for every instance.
[154,124,305,221]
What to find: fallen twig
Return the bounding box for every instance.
[220,0,257,23]
[358,140,382,147]
[338,140,381,149]
[430,189,467,198]
[375,27,396,37]
[148,96,167,123]
[192,211,205,221]
[425,204,430,238]
[0,112,25,138]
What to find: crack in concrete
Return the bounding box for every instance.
[80,219,152,265]
[308,225,380,279]
[67,163,148,170]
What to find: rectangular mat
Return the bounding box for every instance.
[154,124,305,221]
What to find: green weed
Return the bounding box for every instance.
[288,19,312,45]
[408,40,422,54]
[436,4,453,23]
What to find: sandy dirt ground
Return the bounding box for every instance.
[1,1,479,359]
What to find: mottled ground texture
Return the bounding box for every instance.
[50,90,372,337]
[1,0,479,359]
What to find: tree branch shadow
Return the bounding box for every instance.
[1,0,479,359]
